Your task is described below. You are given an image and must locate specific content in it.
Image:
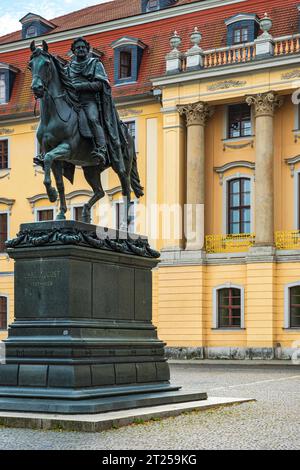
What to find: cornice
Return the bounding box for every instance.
[0,0,248,54]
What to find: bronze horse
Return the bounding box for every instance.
[29,40,144,225]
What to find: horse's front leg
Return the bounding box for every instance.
[43,143,71,203]
[52,161,67,220]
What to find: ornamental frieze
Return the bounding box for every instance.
[207,80,247,91]
[177,101,214,126]
[246,92,284,117]
[0,128,14,135]
[281,70,300,80]
[118,109,142,118]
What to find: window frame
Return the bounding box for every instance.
[123,118,138,152]
[294,169,300,230]
[284,282,300,329]
[213,284,245,329]
[222,174,254,235]
[34,207,55,222]
[119,50,133,80]
[0,73,6,105]
[71,204,86,223]
[0,294,8,331]
[113,199,137,234]
[232,26,249,44]
[0,137,10,170]
[227,177,251,235]
[146,0,160,11]
[0,211,9,254]
[227,103,252,140]
[25,25,38,39]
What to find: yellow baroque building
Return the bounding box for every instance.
[0,0,300,360]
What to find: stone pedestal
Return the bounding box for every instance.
[0,221,206,414]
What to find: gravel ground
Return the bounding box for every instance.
[0,363,299,450]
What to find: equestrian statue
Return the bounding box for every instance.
[29,38,144,226]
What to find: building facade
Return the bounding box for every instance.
[0,0,300,359]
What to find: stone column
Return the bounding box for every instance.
[178,102,214,251]
[246,92,283,246]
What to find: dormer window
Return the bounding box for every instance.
[141,0,176,14]
[0,74,6,104]
[112,37,146,85]
[20,13,56,40]
[225,14,259,47]
[0,64,19,104]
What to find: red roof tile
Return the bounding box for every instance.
[0,0,299,119]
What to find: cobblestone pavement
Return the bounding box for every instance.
[0,363,299,450]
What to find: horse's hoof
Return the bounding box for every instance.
[44,183,58,202]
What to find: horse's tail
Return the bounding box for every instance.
[121,122,144,198]
[130,141,144,198]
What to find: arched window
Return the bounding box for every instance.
[0,296,7,330]
[228,178,251,234]
[213,284,245,329]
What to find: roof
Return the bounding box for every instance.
[0,0,299,119]
[0,0,200,46]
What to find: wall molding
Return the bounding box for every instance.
[214,161,255,185]
[0,198,15,214]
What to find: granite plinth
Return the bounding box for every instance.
[0,222,207,414]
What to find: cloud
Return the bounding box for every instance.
[0,13,21,36]
[0,0,114,35]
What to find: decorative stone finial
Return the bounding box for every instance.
[186,27,204,70]
[166,31,183,73]
[170,30,182,51]
[190,27,202,49]
[259,12,273,38]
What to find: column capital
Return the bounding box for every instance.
[178,101,214,126]
[246,91,284,118]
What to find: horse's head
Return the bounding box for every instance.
[29,40,52,99]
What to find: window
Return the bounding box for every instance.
[119,51,132,79]
[25,25,37,38]
[228,178,251,234]
[146,0,159,11]
[0,296,7,330]
[218,288,241,328]
[0,213,8,252]
[233,27,249,44]
[115,201,135,232]
[290,286,300,328]
[124,120,137,149]
[228,104,252,139]
[73,206,84,222]
[0,74,6,104]
[37,209,54,222]
[0,140,8,169]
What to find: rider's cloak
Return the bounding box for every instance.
[67,57,128,174]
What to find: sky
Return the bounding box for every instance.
[0,0,113,36]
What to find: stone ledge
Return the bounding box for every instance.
[0,396,255,433]
[165,347,298,361]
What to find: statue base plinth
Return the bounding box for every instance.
[0,221,207,414]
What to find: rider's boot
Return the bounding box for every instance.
[91,145,107,169]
